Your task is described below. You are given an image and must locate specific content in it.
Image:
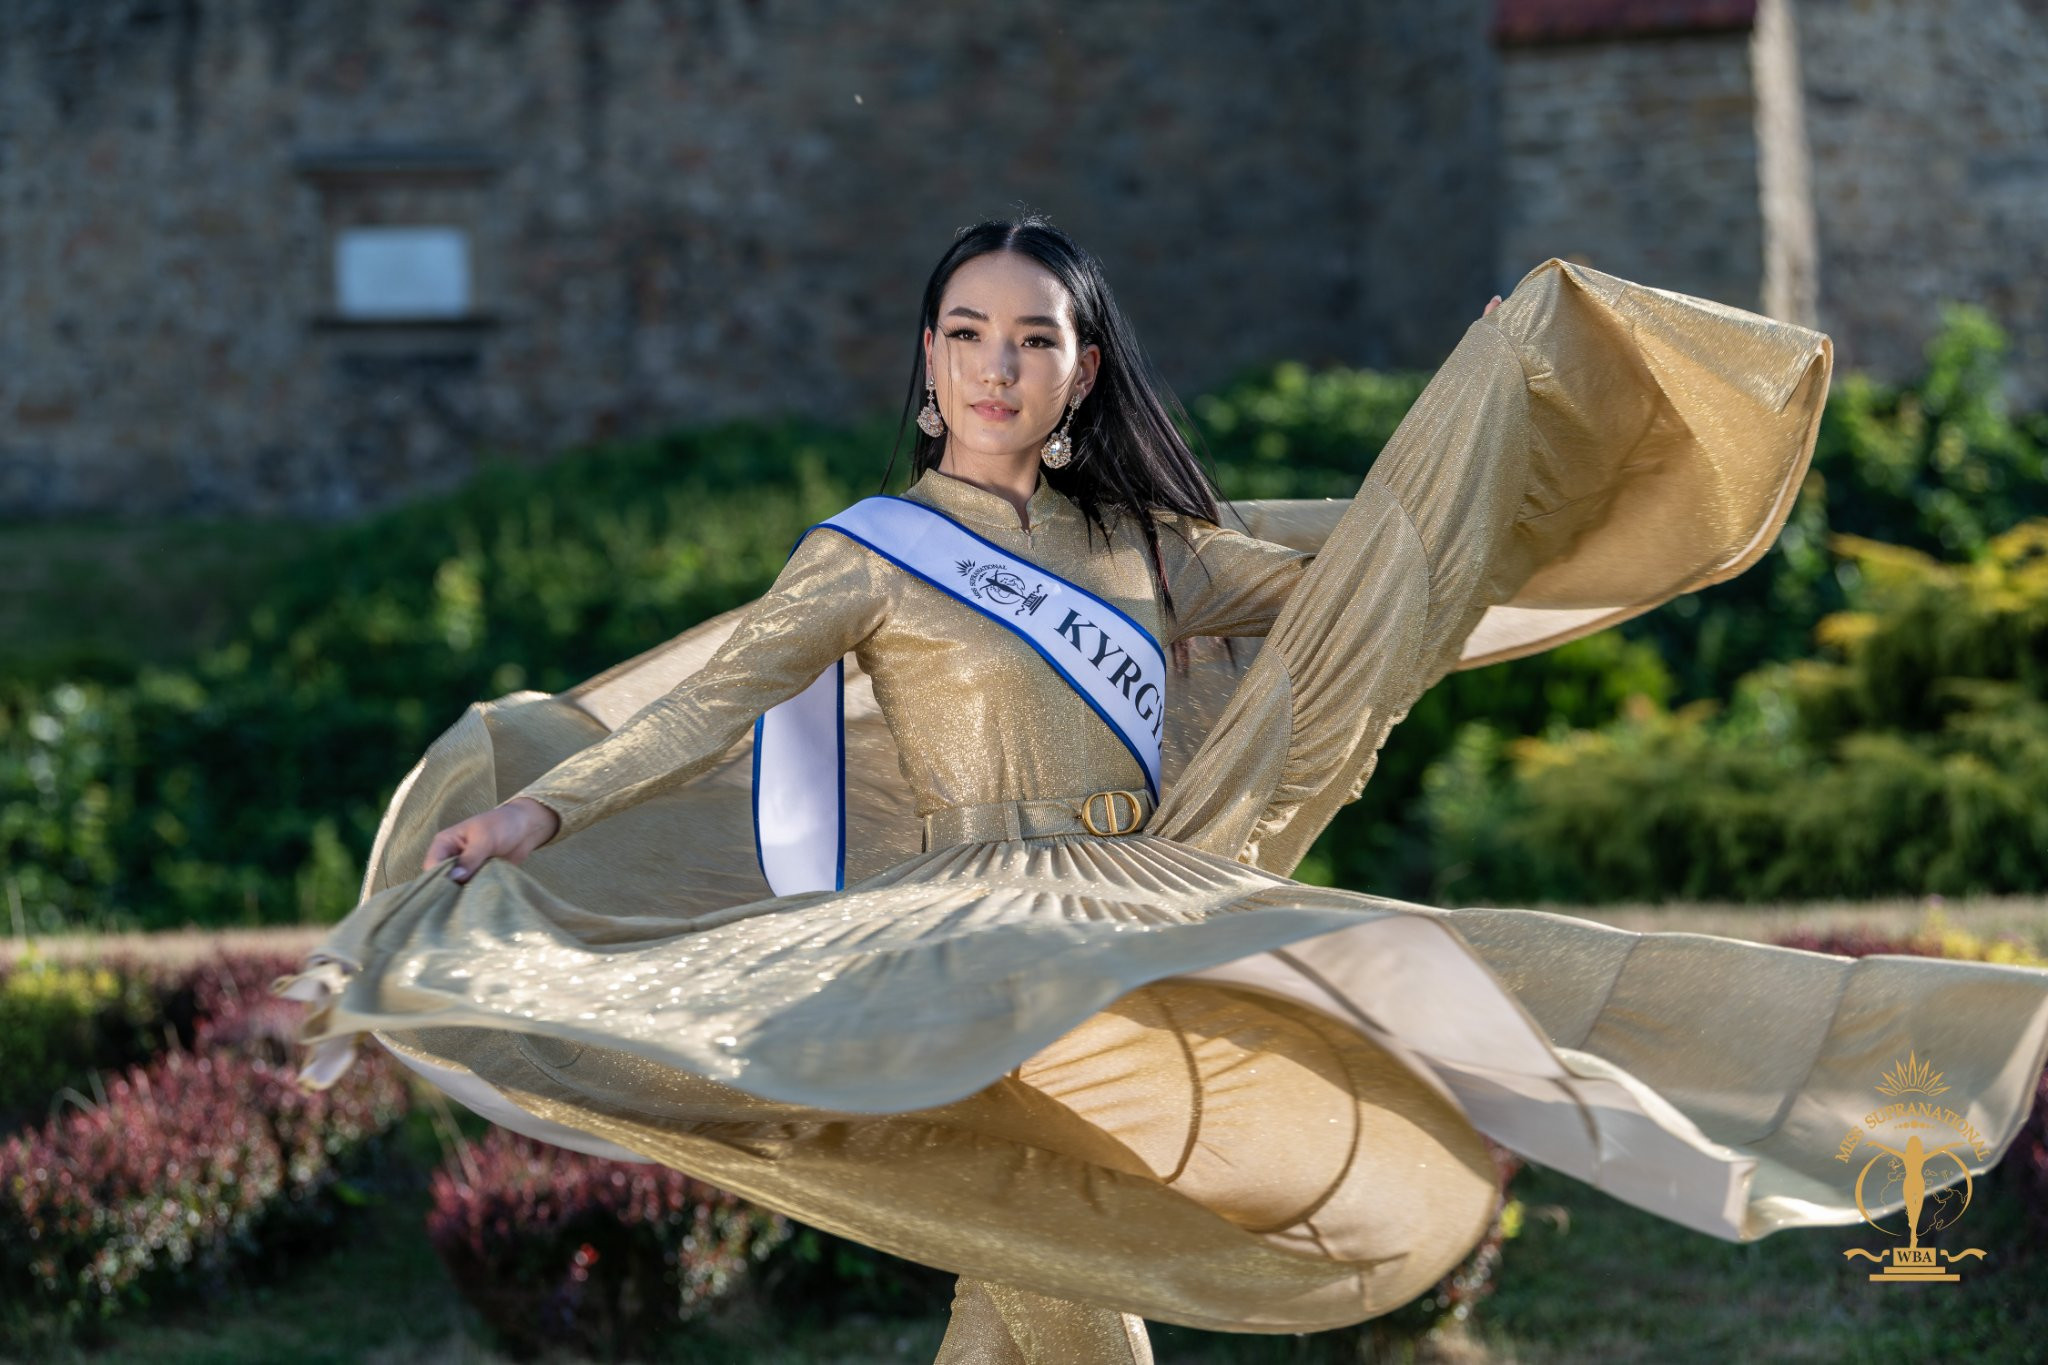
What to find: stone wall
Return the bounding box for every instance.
[4,0,2044,519]
[1496,30,1767,311]
[1794,0,2048,407]
[1355,0,1502,370]
[1,0,1484,519]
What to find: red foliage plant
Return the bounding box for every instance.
[0,952,408,1318]
[2017,1071,2048,1241]
[1767,928,1944,959]
[425,1128,790,1361]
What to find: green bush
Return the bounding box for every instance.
[5,310,2043,925]
[1,431,874,930]
[1428,524,2048,903]
[1194,359,1430,498]
[1206,313,2048,895]
[1297,629,1676,892]
[0,958,160,1129]
[0,681,136,932]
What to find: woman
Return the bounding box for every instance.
[283,218,2048,1363]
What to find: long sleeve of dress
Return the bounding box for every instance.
[1155,516,1314,642]
[513,532,886,841]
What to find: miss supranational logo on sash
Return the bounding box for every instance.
[955,558,1050,617]
[752,496,1165,896]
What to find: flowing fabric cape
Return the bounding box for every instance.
[285,261,2048,1335]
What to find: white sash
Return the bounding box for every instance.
[752,496,1165,895]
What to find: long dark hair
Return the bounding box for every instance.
[881,215,1223,619]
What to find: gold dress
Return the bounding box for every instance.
[285,262,2048,1363]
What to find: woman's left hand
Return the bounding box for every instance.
[1483,294,1502,318]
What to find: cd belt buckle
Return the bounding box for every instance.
[1078,789,1145,837]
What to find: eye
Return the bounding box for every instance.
[944,327,978,341]
[1025,336,1058,348]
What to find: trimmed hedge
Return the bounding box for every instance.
[0,375,1436,929]
[2018,1070,2048,1244]
[0,1046,408,1319]
[1628,304,2048,698]
[1772,910,2047,968]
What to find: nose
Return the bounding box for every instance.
[981,341,1018,387]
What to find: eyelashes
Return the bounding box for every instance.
[944,328,1057,348]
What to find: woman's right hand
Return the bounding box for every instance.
[423,797,562,882]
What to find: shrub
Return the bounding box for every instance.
[2015,1071,2048,1244]
[0,949,409,1320]
[1767,926,1945,960]
[165,949,314,1059]
[1195,359,1430,498]
[1304,627,1675,894]
[1773,909,2046,967]
[6,311,2044,924]
[0,949,307,1129]
[425,1128,791,1361]
[0,680,138,932]
[0,958,161,1130]
[1427,524,2048,903]
[0,1043,408,1319]
[0,441,868,931]
[1632,304,2048,699]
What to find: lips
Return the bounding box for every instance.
[971,401,1018,420]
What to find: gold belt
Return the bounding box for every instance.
[920,789,1153,850]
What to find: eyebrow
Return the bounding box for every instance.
[943,306,1065,328]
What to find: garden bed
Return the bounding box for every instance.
[3,917,2042,1363]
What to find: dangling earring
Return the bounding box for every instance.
[1041,392,1082,469]
[917,371,946,438]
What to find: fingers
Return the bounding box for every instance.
[423,819,485,882]
[423,827,463,872]
[420,803,552,883]
[1483,294,1503,318]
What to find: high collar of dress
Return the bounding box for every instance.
[908,467,1070,534]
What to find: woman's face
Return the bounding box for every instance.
[923,251,1101,468]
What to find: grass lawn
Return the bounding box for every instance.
[1478,1163,2044,1364]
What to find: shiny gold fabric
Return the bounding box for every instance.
[287,261,2048,1348]
[934,1279,1153,1364]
